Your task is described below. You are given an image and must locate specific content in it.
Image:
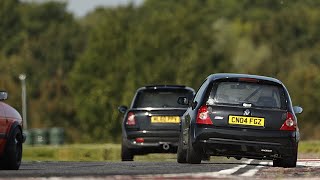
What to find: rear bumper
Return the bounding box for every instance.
[192,126,298,160]
[123,130,179,153]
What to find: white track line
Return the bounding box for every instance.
[158,159,254,178]
[191,159,253,177]
[297,159,320,167]
[298,159,320,161]
[212,159,254,175]
[298,161,320,167]
[144,159,320,179]
[240,161,271,177]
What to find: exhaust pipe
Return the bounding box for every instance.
[162,143,170,150]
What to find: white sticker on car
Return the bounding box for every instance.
[214,116,224,120]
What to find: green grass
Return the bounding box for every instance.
[22,144,177,161]
[22,141,320,161]
[299,141,320,154]
[23,144,121,161]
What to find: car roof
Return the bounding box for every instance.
[137,85,195,92]
[207,73,283,85]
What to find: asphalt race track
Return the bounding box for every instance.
[1,158,320,179]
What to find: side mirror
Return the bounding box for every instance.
[293,106,303,114]
[118,105,128,114]
[0,91,8,101]
[177,97,189,105]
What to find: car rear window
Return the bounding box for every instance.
[133,89,193,108]
[207,81,286,109]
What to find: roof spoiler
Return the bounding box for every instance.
[145,85,186,89]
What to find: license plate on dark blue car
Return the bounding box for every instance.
[228,115,264,126]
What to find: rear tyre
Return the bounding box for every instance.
[273,154,297,168]
[273,144,298,168]
[2,127,23,170]
[177,134,187,163]
[272,159,281,167]
[202,154,211,161]
[186,136,202,164]
[121,142,134,161]
[273,155,297,168]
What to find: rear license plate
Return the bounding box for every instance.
[151,116,180,123]
[228,115,264,127]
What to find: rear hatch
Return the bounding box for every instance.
[206,79,288,131]
[128,88,194,131]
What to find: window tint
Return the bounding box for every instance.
[133,89,193,108]
[208,82,285,109]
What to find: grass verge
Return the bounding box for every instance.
[22,144,177,161]
[22,141,320,161]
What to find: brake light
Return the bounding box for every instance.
[126,112,136,126]
[238,78,259,83]
[196,105,213,125]
[280,112,296,131]
[135,138,144,143]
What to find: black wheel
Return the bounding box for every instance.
[202,154,211,161]
[177,133,187,163]
[273,154,297,168]
[273,144,298,168]
[186,136,202,164]
[2,127,23,170]
[273,159,281,167]
[121,141,134,161]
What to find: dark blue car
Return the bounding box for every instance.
[119,85,195,161]
[177,73,302,167]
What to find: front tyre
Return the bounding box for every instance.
[2,127,23,170]
[121,141,134,161]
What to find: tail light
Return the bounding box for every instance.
[135,138,144,143]
[126,112,136,126]
[280,112,296,131]
[196,105,213,125]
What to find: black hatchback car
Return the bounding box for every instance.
[119,85,195,161]
[177,73,302,167]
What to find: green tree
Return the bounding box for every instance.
[2,0,320,142]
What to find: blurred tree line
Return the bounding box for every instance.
[1,0,320,143]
